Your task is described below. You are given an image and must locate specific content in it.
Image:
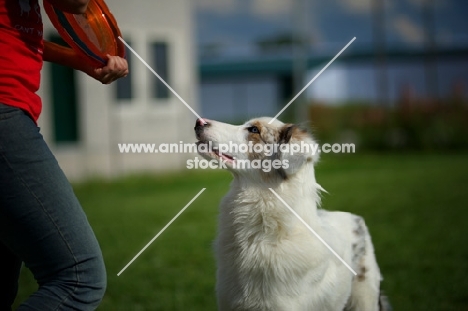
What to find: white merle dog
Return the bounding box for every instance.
[194,117,391,311]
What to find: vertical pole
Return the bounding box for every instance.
[293,0,309,124]
[372,0,389,106]
[423,0,439,101]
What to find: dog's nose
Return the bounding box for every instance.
[195,118,209,127]
[195,118,210,137]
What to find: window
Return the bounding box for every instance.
[48,35,79,143]
[116,40,133,100]
[151,42,170,99]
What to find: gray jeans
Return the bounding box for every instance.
[0,104,106,310]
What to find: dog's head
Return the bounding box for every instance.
[194,117,319,182]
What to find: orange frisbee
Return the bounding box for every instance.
[43,0,125,68]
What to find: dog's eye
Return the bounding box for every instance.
[247,126,260,133]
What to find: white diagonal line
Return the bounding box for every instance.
[269,37,356,124]
[268,188,357,275]
[117,188,206,276]
[118,37,206,124]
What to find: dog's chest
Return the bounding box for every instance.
[226,204,321,275]
[223,197,325,270]
[217,197,352,310]
[222,233,348,310]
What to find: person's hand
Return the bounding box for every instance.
[90,55,129,84]
[43,42,129,84]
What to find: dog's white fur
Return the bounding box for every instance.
[195,117,388,311]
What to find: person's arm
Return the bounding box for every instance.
[44,0,89,14]
[43,41,129,84]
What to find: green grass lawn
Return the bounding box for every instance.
[13,153,468,310]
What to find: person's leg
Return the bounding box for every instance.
[0,103,106,310]
[0,242,22,311]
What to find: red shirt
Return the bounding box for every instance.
[0,0,43,122]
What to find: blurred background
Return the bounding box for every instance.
[14,0,468,310]
[197,0,468,151]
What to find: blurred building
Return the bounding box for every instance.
[39,0,198,180]
[199,47,468,121]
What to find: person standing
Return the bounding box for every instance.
[0,0,128,309]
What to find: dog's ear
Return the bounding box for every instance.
[278,124,295,145]
[277,124,319,178]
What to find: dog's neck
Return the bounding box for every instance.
[228,163,322,235]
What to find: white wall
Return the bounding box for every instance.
[38,0,199,180]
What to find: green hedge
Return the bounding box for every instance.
[308,99,468,151]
